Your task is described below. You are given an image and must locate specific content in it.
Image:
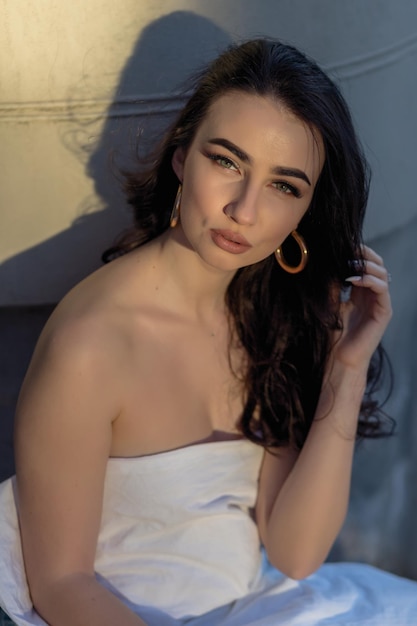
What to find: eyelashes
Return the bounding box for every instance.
[206,153,238,170]
[273,181,302,198]
[205,152,302,198]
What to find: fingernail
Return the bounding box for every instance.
[345,276,362,283]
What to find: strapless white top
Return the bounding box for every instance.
[1,438,417,626]
[96,439,264,617]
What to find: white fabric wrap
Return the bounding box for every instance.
[96,440,264,618]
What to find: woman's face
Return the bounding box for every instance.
[172,91,324,272]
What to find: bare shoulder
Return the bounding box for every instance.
[32,249,147,366]
[14,249,154,594]
[16,248,151,433]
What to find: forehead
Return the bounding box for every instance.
[194,91,325,180]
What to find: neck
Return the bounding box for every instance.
[150,228,236,322]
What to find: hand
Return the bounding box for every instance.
[331,245,392,371]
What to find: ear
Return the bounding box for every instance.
[172,147,186,182]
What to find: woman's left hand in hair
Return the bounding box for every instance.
[332,245,392,371]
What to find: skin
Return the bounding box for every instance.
[171,92,322,273]
[14,93,392,626]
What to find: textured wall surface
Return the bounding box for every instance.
[1,0,416,579]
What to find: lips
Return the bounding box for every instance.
[210,229,252,254]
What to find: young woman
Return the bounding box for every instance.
[1,38,417,626]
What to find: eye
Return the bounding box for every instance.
[273,181,302,198]
[207,153,238,171]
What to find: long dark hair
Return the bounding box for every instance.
[104,38,394,448]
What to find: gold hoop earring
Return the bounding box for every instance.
[275,230,308,274]
[170,184,182,228]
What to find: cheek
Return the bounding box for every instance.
[265,213,302,242]
[182,162,208,206]
[182,181,217,224]
[178,186,210,239]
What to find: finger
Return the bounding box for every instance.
[360,245,384,266]
[345,274,393,317]
[355,260,390,282]
[345,273,390,293]
[346,274,393,319]
[350,245,391,283]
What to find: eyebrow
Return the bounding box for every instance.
[207,137,311,186]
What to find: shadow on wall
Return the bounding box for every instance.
[0,11,232,481]
[0,11,232,305]
[87,11,233,212]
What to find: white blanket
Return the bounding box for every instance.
[1,439,417,625]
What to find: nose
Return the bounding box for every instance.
[223,182,260,226]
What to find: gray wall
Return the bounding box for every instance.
[1,1,416,579]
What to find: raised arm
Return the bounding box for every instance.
[256,246,392,579]
[14,311,148,626]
